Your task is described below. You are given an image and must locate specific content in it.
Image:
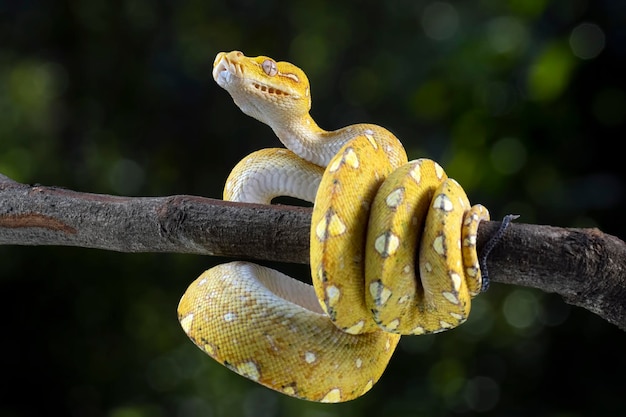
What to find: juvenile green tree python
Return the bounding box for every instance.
[178,51,490,403]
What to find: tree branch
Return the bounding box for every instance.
[1,174,625,330]
[0,175,311,263]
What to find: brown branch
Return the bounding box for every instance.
[1,174,625,330]
[0,176,310,263]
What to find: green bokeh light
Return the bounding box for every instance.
[526,43,575,101]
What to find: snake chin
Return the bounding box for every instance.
[215,68,231,86]
[212,63,235,87]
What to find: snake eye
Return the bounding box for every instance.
[262,59,278,77]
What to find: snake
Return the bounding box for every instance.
[177,51,490,403]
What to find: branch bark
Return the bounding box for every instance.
[2,174,625,330]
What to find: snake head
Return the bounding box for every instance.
[212,51,312,127]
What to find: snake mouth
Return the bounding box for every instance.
[251,82,290,97]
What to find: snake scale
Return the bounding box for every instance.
[177,51,490,403]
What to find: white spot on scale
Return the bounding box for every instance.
[203,343,216,356]
[374,231,400,257]
[466,266,478,277]
[385,318,400,331]
[327,213,347,236]
[223,312,237,322]
[326,285,340,306]
[236,361,261,381]
[317,266,325,282]
[315,216,329,241]
[343,147,360,169]
[316,211,347,241]
[385,187,404,208]
[439,320,453,329]
[412,326,425,335]
[363,130,378,149]
[369,281,393,306]
[450,272,462,291]
[361,380,374,395]
[180,314,194,334]
[450,312,465,321]
[321,388,342,403]
[434,162,444,179]
[433,194,453,212]
[198,278,208,286]
[464,235,477,247]
[385,338,391,350]
[345,320,365,334]
[304,351,317,363]
[442,291,459,304]
[433,235,446,256]
[328,157,343,173]
[355,358,363,368]
[409,164,422,183]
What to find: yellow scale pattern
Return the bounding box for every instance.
[177,51,490,403]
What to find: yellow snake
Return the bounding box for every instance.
[177,51,490,403]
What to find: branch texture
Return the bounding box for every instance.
[1,175,625,330]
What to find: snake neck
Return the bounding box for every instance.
[271,113,406,169]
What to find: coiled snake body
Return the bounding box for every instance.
[178,51,489,403]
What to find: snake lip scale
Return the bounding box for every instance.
[178,50,490,403]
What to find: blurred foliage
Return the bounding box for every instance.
[1,0,626,416]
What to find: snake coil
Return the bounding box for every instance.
[177,51,490,403]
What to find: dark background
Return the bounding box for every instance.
[1,1,626,416]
